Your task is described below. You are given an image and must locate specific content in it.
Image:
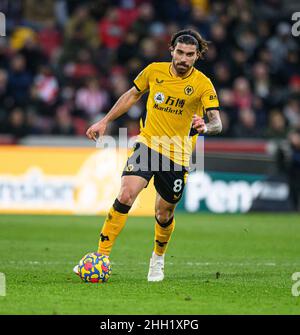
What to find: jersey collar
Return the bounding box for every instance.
[169,63,195,79]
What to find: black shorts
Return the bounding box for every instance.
[122,143,189,204]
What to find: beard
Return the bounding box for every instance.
[173,60,192,75]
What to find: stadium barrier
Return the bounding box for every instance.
[0,145,293,215]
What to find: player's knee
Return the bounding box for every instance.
[117,188,135,206]
[155,209,173,225]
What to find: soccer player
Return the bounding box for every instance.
[74,29,222,281]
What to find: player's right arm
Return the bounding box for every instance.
[86,86,144,141]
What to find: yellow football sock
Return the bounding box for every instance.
[97,199,130,256]
[154,216,175,256]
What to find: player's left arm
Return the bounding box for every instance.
[205,108,222,135]
[192,110,222,135]
[193,79,222,135]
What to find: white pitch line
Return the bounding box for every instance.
[1,260,299,267]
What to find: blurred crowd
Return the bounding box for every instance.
[0,0,299,141]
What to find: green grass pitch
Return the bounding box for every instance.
[0,213,299,315]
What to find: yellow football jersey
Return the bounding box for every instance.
[133,62,219,167]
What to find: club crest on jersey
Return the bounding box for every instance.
[154,92,165,104]
[184,85,194,95]
[126,164,134,172]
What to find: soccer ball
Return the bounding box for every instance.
[78,252,112,283]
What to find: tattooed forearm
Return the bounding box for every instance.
[206,109,222,135]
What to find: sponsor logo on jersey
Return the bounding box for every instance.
[156,78,164,84]
[153,104,183,115]
[153,95,185,115]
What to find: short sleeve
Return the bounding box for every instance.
[200,79,220,111]
[133,63,152,93]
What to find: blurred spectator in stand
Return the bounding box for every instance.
[139,38,159,67]
[117,31,139,65]
[277,51,300,89]
[26,109,44,135]
[148,22,168,60]
[65,5,99,49]
[218,88,236,133]
[0,39,10,69]
[61,5,99,64]
[256,20,271,49]
[0,70,8,131]
[132,2,155,40]
[170,0,192,27]
[0,0,299,142]
[218,110,231,137]
[52,105,75,135]
[19,36,48,75]
[256,0,282,20]
[209,22,231,61]
[7,54,33,106]
[23,0,55,27]
[251,62,271,101]
[75,77,109,121]
[264,109,288,139]
[33,65,59,107]
[236,29,258,61]
[109,72,130,134]
[233,108,261,138]
[37,19,63,60]
[0,69,14,112]
[199,43,217,77]
[267,22,298,72]
[288,75,300,96]
[59,84,87,136]
[233,77,252,110]
[10,26,37,51]
[283,98,300,129]
[63,48,98,82]
[189,6,210,38]
[126,57,144,83]
[232,9,255,37]
[55,0,69,28]
[213,62,232,90]
[230,47,248,78]
[98,7,126,50]
[5,107,28,139]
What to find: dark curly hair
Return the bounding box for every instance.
[170,29,209,59]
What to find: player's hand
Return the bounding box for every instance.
[86,119,107,141]
[192,114,207,134]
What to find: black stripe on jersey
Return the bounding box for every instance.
[168,64,195,79]
[141,110,147,128]
[189,127,198,137]
[183,67,195,79]
[205,107,220,111]
[133,82,141,91]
